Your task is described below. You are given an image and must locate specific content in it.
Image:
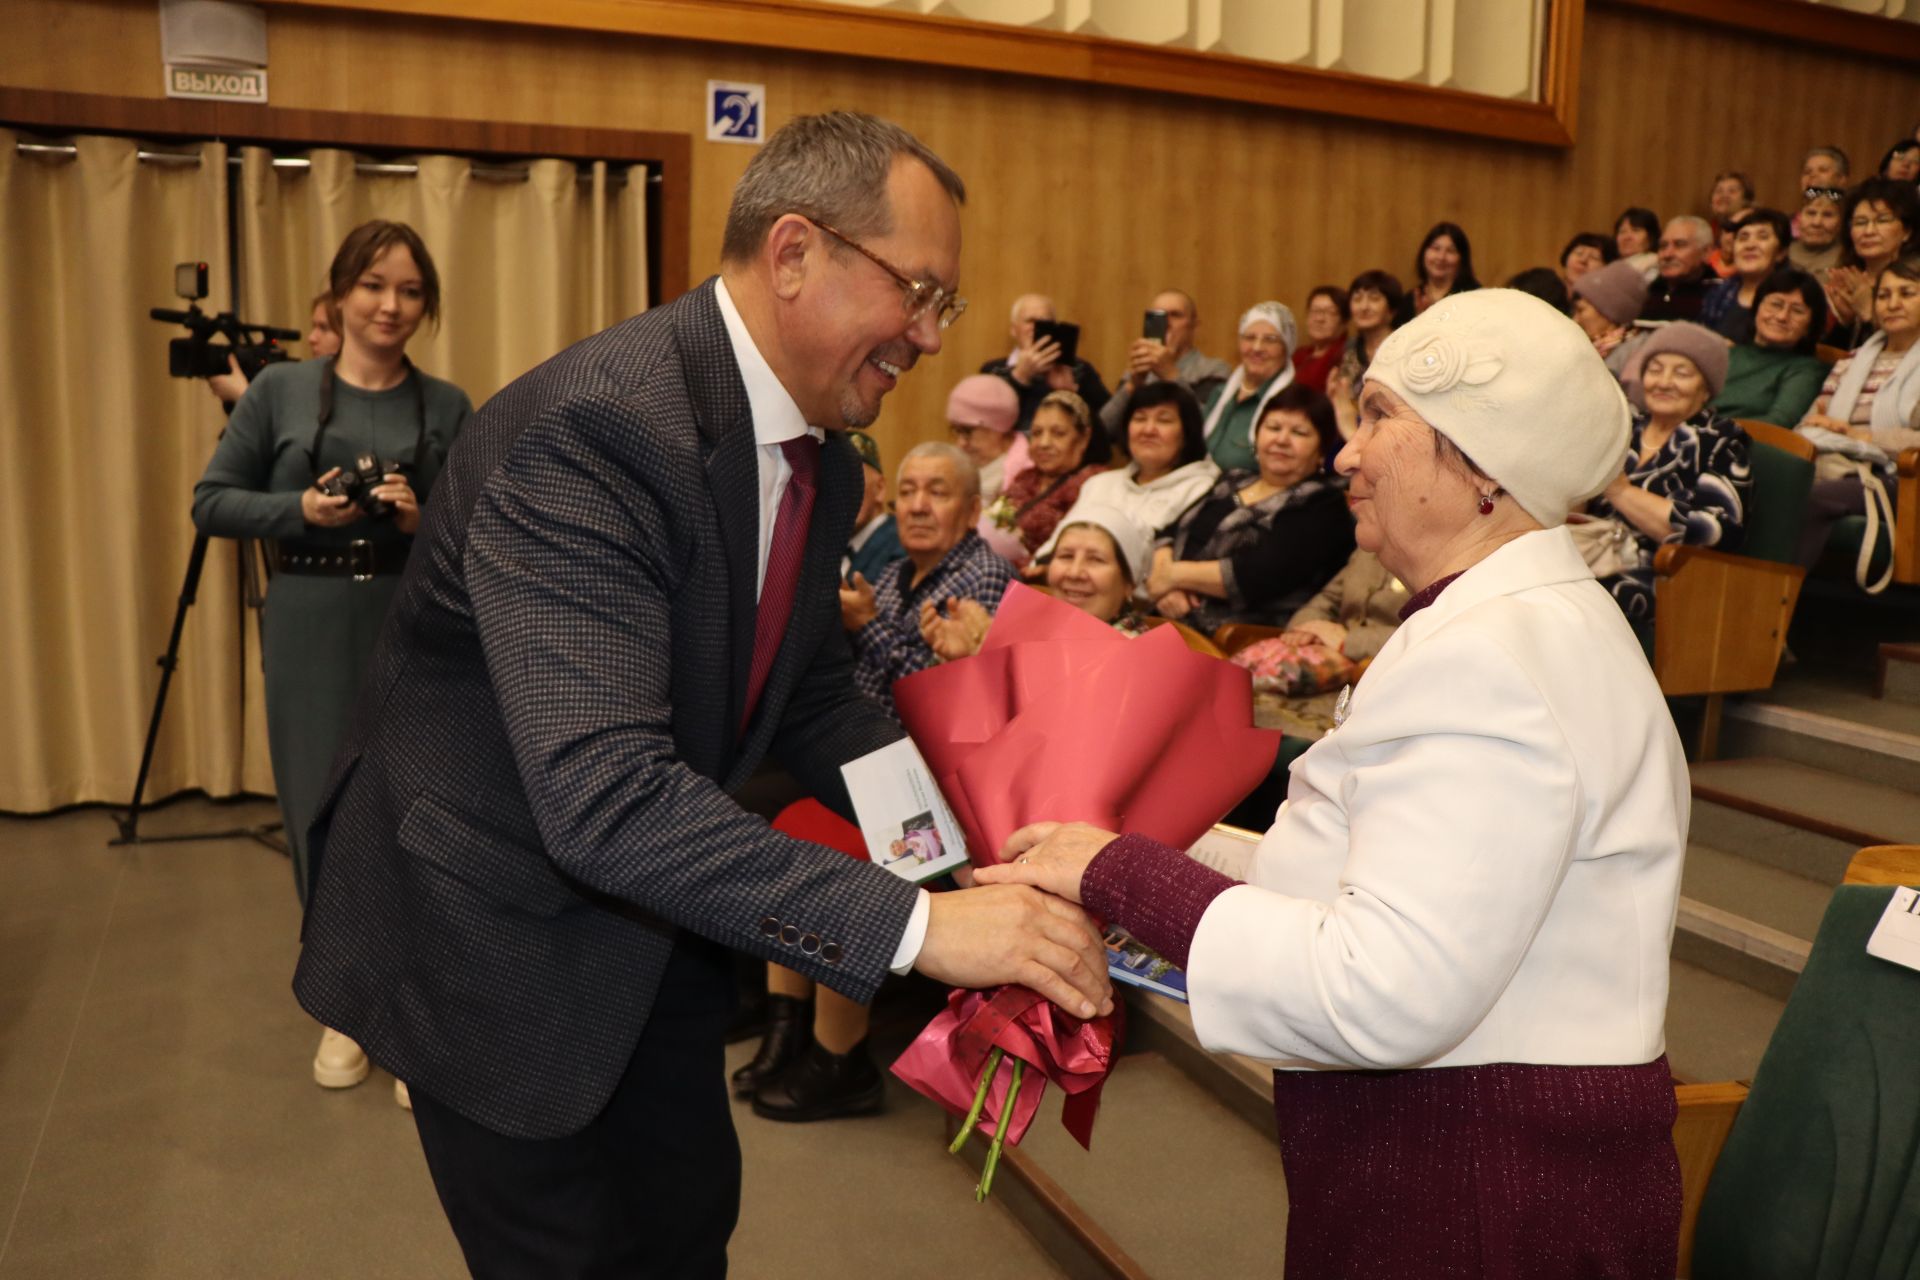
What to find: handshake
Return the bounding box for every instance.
[912,822,1123,1019]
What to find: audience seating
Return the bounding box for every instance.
[1140,615,1226,658]
[1813,343,1850,367]
[1824,445,1919,587]
[1210,622,1282,657]
[1650,420,1812,756]
[1671,844,1920,1279]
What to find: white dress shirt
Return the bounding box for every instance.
[714,279,930,972]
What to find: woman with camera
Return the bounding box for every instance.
[192,221,471,1096]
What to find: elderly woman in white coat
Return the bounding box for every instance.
[982,290,1690,1280]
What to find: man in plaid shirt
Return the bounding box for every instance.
[841,441,1013,715]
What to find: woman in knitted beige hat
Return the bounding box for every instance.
[1588,320,1752,624]
[984,289,1692,1279]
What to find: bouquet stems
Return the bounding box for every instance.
[977,1058,1023,1202]
[946,1046,1026,1201]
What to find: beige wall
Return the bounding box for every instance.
[7,0,1918,463]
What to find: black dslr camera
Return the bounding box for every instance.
[151,262,302,380]
[319,453,408,519]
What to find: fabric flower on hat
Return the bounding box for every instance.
[1398,331,1503,397]
[1362,289,1631,529]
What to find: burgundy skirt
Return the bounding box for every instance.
[1270,1056,1680,1280]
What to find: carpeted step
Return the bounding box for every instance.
[1665,959,1786,1086]
[951,1031,1289,1279]
[1672,842,1827,1001]
[1689,757,1920,884]
[1722,683,1920,794]
[1879,643,1920,708]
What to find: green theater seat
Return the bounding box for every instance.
[1687,883,1920,1279]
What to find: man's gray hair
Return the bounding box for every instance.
[721,112,965,264]
[1804,145,1851,177]
[898,441,980,499]
[1666,215,1714,249]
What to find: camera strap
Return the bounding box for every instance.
[308,355,428,480]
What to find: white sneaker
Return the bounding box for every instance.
[394,1078,412,1111]
[313,1027,370,1089]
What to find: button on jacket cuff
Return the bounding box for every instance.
[890,889,932,975]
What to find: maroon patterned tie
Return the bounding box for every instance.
[742,435,819,731]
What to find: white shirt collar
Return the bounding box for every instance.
[715,277,823,447]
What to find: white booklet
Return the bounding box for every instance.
[1866,885,1920,974]
[839,738,972,885]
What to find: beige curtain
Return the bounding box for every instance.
[236,148,651,403]
[0,130,253,812]
[3,134,650,813]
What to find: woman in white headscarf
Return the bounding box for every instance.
[1198,301,1297,472]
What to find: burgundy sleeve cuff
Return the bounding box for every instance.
[1081,832,1239,971]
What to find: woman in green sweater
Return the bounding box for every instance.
[1199,301,1297,471]
[193,222,471,1094]
[1714,267,1830,426]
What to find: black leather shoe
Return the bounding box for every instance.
[730,994,810,1099]
[750,1038,885,1122]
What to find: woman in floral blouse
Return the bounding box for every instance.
[1586,322,1751,622]
[985,388,1109,565]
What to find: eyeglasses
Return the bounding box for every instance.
[810,219,967,330]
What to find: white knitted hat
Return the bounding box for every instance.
[1362,289,1630,528]
[1053,502,1152,588]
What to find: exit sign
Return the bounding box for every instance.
[166,65,268,103]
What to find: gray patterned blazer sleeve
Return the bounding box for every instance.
[465,395,919,1002]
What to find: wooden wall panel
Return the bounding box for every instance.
[4,0,1916,463]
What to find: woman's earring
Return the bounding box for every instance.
[1477,492,1497,516]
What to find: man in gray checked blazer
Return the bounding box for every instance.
[292,114,1112,1277]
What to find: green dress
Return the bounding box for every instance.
[1714,344,1828,427]
[192,358,471,902]
[1201,371,1283,472]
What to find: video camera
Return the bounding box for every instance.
[151,262,302,380]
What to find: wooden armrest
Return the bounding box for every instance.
[1735,419,1816,463]
[1896,450,1919,584]
[1846,844,1920,885]
[1142,616,1225,658]
[1651,544,1805,580]
[1210,623,1285,656]
[1673,1080,1750,1278]
[1651,548,1805,696]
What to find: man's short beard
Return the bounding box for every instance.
[839,388,880,429]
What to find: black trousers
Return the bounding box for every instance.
[410,936,741,1279]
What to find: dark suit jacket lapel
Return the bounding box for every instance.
[678,281,758,751]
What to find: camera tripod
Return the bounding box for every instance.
[109,528,285,852]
